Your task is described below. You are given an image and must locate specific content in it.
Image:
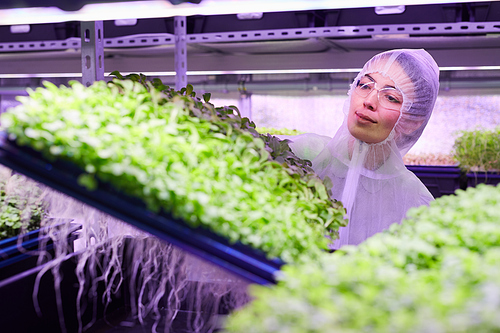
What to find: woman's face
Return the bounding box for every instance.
[347,71,403,144]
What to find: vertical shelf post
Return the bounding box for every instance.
[174,16,187,91]
[238,78,252,120]
[239,92,252,120]
[81,21,104,86]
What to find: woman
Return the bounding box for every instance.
[288,49,440,248]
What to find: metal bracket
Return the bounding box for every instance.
[81,21,104,86]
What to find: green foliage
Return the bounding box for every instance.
[256,127,305,136]
[0,171,45,240]
[453,127,500,173]
[1,76,346,263]
[225,184,500,332]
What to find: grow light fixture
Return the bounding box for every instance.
[0,0,493,25]
[2,66,500,79]
[375,5,405,15]
[114,18,138,26]
[440,66,500,71]
[0,73,85,79]
[9,24,30,33]
[111,66,500,76]
[236,12,264,20]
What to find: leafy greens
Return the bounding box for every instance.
[1,77,345,263]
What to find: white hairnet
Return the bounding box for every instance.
[361,48,440,155]
[287,49,440,248]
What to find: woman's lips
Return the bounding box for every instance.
[355,111,376,123]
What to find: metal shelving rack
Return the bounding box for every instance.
[1,1,499,81]
[0,0,499,283]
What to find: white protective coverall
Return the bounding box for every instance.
[287,49,440,248]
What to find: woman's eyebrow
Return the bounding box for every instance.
[365,74,375,82]
[365,74,397,90]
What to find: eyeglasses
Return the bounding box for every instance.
[353,80,403,111]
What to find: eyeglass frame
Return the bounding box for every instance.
[353,79,405,112]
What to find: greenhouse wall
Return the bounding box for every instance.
[212,90,500,159]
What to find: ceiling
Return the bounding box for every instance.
[0,1,499,93]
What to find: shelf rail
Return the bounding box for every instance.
[1,21,499,53]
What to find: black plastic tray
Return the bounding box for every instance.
[0,220,79,271]
[0,133,283,285]
[466,171,500,188]
[407,165,464,198]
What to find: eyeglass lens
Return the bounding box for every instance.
[354,80,403,111]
